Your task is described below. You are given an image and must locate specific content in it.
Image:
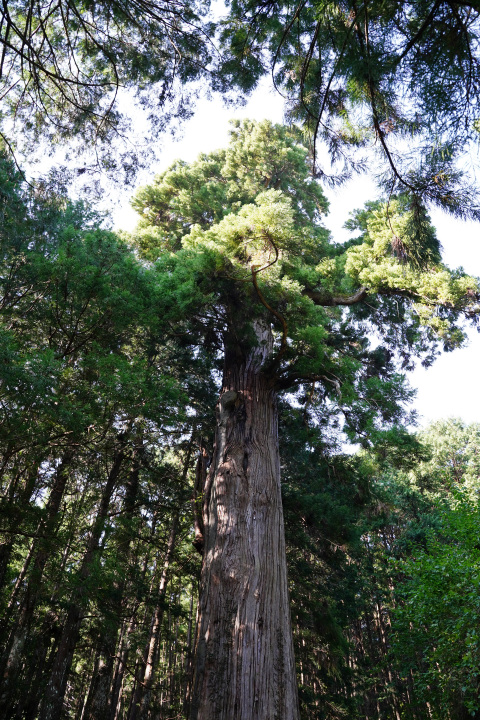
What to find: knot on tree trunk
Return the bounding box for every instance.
[221,391,238,412]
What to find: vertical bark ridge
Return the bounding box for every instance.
[191,324,300,720]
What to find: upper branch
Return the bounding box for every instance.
[303,286,368,306]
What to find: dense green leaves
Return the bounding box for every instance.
[0,150,213,719]
[2,0,480,219]
[132,120,479,442]
[351,420,480,720]
[131,119,329,258]
[394,498,480,718]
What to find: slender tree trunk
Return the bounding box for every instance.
[78,651,101,720]
[110,518,160,720]
[0,461,39,592]
[190,323,300,720]
[110,618,134,720]
[21,616,62,720]
[86,452,142,720]
[0,451,74,713]
[182,591,195,715]
[132,513,179,720]
[3,528,38,618]
[125,432,195,720]
[167,611,179,710]
[38,445,126,720]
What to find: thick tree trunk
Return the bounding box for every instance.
[190,323,300,720]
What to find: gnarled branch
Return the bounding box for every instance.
[303,286,368,306]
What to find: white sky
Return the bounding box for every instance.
[113,79,480,429]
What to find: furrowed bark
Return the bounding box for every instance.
[190,322,300,720]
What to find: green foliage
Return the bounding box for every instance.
[343,196,479,350]
[394,498,480,717]
[0,147,219,720]
[279,403,370,719]
[131,119,329,259]
[2,0,480,219]
[417,419,480,497]
[0,0,214,174]
[348,419,480,720]
[132,120,478,445]
[218,1,480,217]
[1,120,480,720]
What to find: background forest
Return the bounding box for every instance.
[1,1,480,719]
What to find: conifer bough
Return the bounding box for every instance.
[0,0,213,171]
[2,1,480,205]
[219,0,480,217]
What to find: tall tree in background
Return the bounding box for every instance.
[388,420,480,719]
[344,419,480,720]
[0,149,214,719]
[131,119,479,719]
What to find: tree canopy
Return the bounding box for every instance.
[1,0,480,207]
[131,119,479,404]
[0,0,214,176]
[219,0,480,216]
